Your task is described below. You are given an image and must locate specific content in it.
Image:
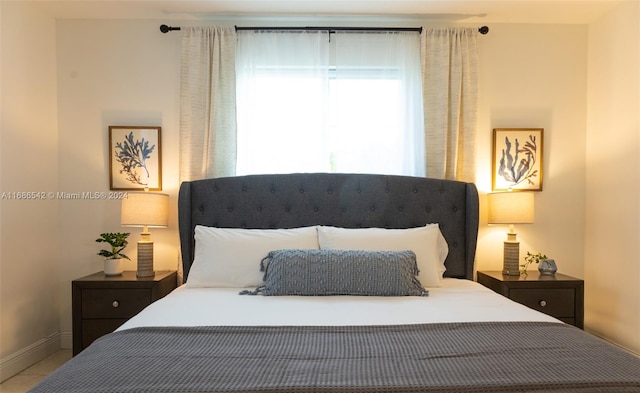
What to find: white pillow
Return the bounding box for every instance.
[187,225,319,288]
[317,224,448,288]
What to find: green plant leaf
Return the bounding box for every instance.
[96,232,131,259]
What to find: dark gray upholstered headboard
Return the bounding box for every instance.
[179,173,479,282]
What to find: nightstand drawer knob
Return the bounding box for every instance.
[539,300,547,307]
[112,300,120,308]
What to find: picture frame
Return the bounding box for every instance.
[492,128,543,191]
[109,126,162,191]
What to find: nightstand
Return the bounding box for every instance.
[477,271,584,329]
[72,270,177,355]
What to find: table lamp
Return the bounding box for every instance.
[487,191,535,276]
[121,191,169,277]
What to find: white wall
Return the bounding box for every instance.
[0,2,61,381]
[585,1,640,354]
[474,24,588,281]
[55,19,183,336]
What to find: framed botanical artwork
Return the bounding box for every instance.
[492,128,543,191]
[109,126,162,190]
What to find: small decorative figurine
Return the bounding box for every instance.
[538,259,558,275]
[521,251,557,276]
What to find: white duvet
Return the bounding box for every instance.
[118,278,559,331]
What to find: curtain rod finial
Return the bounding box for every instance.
[160,24,181,33]
[478,26,489,35]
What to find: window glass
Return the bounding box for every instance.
[236,31,424,176]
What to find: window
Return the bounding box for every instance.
[235,30,424,176]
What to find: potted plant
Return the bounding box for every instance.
[521,251,557,275]
[96,232,131,276]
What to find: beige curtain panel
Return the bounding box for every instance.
[179,26,238,182]
[421,27,479,182]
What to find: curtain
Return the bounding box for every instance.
[421,28,478,182]
[332,31,424,176]
[235,30,329,175]
[179,26,237,181]
[179,26,478,182]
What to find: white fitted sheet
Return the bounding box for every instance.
[118,278,559,331]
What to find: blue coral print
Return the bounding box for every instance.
[498,134,538,187]
[114,132,156,187]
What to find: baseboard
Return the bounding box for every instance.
[0,333,61,382]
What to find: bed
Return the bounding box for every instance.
[32,173,640,392]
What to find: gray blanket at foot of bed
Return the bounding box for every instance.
[30,322,640,393]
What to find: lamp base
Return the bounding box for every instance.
[136,239,155,278]
[502,240,520,276]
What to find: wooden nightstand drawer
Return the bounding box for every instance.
[510,288,575,317]
[72,270,177,355]
[82,288,152,319]
[81,319,127,348]
[477,271,584,329]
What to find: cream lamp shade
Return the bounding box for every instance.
[487,191,535,276]
[121,192,169,228]
[487,191,535,225]
[121,192,169,277]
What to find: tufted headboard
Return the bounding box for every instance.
[178,173,479,282]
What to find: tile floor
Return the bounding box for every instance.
[0,350,71,393]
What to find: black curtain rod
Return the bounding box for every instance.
[235,26,423,33]
[160,24,489,35]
